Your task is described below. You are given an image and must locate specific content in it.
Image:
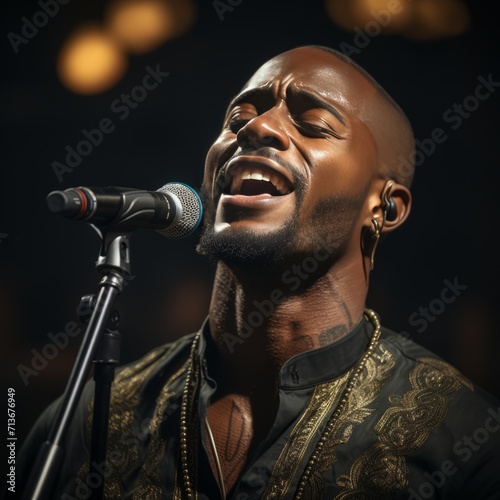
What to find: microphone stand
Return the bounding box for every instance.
[22,229,132,500]
[78,294,121,500]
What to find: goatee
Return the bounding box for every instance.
[195,184,368,271]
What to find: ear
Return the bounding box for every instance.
[372,180,412,234]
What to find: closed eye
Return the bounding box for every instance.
[225,118,250,134]
[224,104,258,134]
[294,119,344,140]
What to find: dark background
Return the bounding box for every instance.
[2,0,500,464]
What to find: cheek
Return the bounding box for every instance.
[298,135,377,218]
[203,141,222,187]
[203,133,235,187]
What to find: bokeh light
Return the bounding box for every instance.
[57,0,197,94]
[105,0,197,54]
[324,0,470,40]
[411,0,470,40]
[57,24,127,95]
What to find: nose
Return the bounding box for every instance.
[236,107,290,151]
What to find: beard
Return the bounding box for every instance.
[195,183,368,271]
[197,217,299,269]
[195,184,299,269]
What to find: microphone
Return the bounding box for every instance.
[46,182,203,238]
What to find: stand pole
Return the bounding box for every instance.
[22,234,131,500]
[89,329,121,499]
[77,294,121,500]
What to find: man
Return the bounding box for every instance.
[18,46,500,499]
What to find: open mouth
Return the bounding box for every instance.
[223,164,294,197]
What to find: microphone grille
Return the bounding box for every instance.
[156,182,203,238]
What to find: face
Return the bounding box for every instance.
[197,47,381,269]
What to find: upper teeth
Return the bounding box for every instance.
[246,171,271,182]
[229,168,291,195]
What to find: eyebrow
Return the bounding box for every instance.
[226,87,269,118]
[226,85,346,125]
[289,88,346,125]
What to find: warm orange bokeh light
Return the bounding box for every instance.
[324,0,470,40]
[359,0,414,33]
[57,0,197,94]
[57,25,127,95]
[105,0,197,54]
[412,0,470,40]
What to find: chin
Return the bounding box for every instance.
[196,221,296,269]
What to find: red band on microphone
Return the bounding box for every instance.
[75,188,87,219]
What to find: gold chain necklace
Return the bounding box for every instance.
[178,328,201,498]
[294,308,381,499]
[178,308,382,499]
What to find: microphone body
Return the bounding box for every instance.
[46,182,203,238]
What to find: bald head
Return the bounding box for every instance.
[313,45,415,187]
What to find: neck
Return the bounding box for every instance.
[208,257,369,388]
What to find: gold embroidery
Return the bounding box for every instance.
[335,356,472,498]
[263,373,351,499]
[264,343,395,500]
[133,361,188,498]
[300,343,396,499]
[75,345,186,498]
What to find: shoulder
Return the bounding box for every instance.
[105,332,195,411]
[379,326,500,408]
[17,331,197,494]
[361,326,500,432]
[113,332,195,384]
[366,328,500,499]
[378,327,500,498]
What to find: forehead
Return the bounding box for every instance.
[237,48,379,119]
